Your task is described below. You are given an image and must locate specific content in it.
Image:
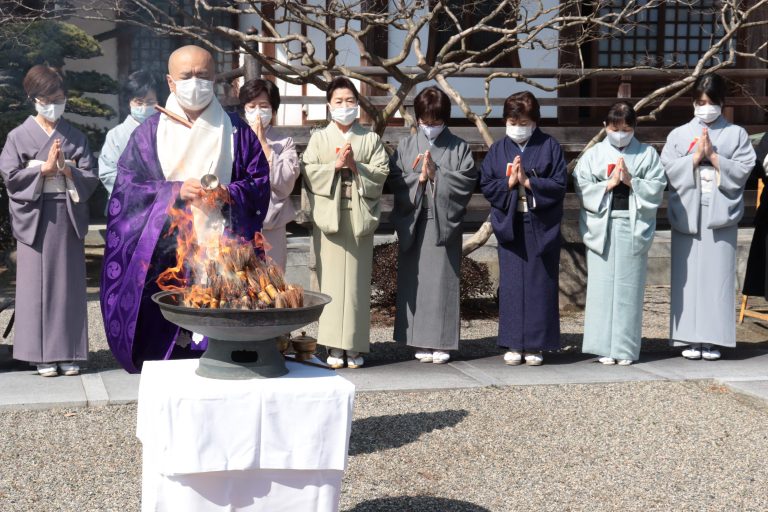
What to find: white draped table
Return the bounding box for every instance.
[137,359,356,512]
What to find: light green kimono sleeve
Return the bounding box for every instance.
[629,146,667,254]
[355,134,390,200]
[301,131,338,198]
[573,147,611,255]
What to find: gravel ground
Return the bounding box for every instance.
[1,381,768,511]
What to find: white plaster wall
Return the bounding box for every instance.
[62,16,121,133]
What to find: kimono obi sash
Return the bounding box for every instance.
[699,164,717,196]
[339,168,354,199]
[27,159,80,202]
[517,183,529,212]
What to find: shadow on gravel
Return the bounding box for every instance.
[349,409,469,456]
[346,496,491,512]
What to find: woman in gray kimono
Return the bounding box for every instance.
[661,72,755,361]
[240,78,300,271]
[574,102,666,365]
[0,65,99,376]
[389,86,477,364]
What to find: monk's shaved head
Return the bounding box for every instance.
[168,45,215,80]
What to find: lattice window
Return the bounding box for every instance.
[596,1,727,68]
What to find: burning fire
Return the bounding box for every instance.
[157,204,304,309]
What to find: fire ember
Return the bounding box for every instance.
[156,205,304,310]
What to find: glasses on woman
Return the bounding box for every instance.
[36,96,66,106]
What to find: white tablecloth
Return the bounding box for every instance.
[137,359,355,512]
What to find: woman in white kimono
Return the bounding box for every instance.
[98,70,159,201]
[661,73,756,360]
[301,77,390,369]
[388,86,477,364]
[240,78,300,271]
[0,65,99,376]
[574,102,666,365]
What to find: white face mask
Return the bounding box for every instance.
[694,103,721,124]
[330,105,358,126]
[35,100,66,122]
[606,129,634,148]
[131,104,155,123]
[420,123,445,141]
[174,77,214,111]
[245,107,272,128]
[506,124,535,144]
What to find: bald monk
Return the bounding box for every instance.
[100,45,270,373]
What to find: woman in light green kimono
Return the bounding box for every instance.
[574,102,666,365]
[301,77,390,369]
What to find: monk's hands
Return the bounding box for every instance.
[41,139,62,177]
[180,178,204,202]
[507,155,523,190]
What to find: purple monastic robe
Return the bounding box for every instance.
[479,128,567,352]
[100,112,270,373]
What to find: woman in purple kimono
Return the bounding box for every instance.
[240,79,300,271]
[479,92,567,366]
[0,65,99,376]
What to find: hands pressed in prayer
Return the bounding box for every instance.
[617,157,632,188]
[423,150,436,181]
[694,128,720,169]
[507,156,522,189]
[606,161,622,191]
[251,119,273,162]
[335,143,356,172]
[41,139,62,177]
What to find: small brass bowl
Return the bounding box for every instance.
[291,331,317,362]
[200,173,220,190]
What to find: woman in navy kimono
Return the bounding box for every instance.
[0,65,99,376]
[479,92,567,366]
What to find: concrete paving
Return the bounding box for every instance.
[2,344,768,410]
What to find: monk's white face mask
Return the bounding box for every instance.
[694,103,721,124]
[174,77,214,111]
[35,99,66,122]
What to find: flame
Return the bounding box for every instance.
[156,202,303,310]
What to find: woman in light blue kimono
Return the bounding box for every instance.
[574,102,666,365]
[661,73,756,361]
[98,70,159,199]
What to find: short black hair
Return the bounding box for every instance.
[604,101,637,128]
[123,70,158,101]
[326,76,359,102]
[414,86,451,124]
[239,78,281,111]
[503,91,540,123]
[692,72,727,106]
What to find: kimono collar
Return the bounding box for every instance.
[331,120,364,140]
[598,135,642,172]
[124,115,140,129]
[690,114,729,134]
